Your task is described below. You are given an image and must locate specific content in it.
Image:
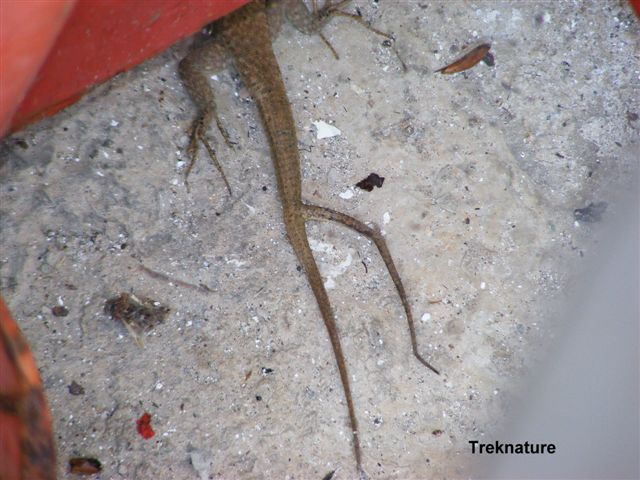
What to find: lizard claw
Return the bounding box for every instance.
[183,114,232,195]
[357,464,371,480]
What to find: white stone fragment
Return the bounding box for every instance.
[313,120,341,139]
[339,189,354,199]
[308,238,353,290]
[350,83,365,95]
[226,258,247,267]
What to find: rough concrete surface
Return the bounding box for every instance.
[1,1,638,479]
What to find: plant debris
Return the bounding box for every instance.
[69,457,102,475]
[355,173,385,192]
[437,43,492,74]
[573,201,607,223]
[104,292,169,346]
[136,412,155,439]
[51,305,69,317]
[482,51,495,66]
[322,470,336,480]
[68,380,85,396]
[138,264,212,293]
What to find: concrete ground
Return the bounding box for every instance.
[1,1,638,479]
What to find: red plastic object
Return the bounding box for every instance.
[136,412,155,439]
[3,0,639,137]
[1,0,249,137]
[0,0,75,137]
[0,296,56,480]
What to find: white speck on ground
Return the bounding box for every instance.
[338,188,354,199]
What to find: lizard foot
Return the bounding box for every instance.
[184,110,232,196]
[287,0,407,70]
[179,39,234,195]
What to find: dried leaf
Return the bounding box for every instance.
[69,457,102,475]
[68,380,85,396]
[105,293,169,345]
[51,305,69,317]
[355,173,385,192]
[437,43,492,74]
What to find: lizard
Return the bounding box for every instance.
[178,0,439,475]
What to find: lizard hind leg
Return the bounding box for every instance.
[324,2,408,71]
[301,203,440,375]
[179,39,233,194]
[283,0,344,59]
[286,0,407,69]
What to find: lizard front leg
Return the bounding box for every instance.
[179,34,233,194]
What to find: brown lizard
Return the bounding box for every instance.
[179,1,439,475]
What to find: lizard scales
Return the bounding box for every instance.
[180,1,439,475]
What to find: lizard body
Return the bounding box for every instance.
[179,1,438,475]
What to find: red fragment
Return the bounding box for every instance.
[136,412,155,439]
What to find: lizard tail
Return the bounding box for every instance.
[301,203,440,375]
[282,209,364,473]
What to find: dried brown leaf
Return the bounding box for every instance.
[437,43,492,74]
